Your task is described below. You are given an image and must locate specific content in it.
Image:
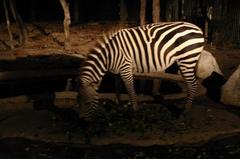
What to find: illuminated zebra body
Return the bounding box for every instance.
[77,22,204,119]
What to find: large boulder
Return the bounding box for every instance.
[221,65,240,106]
[197,50,223,79]
[198,50,225,102]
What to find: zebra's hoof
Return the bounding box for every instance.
[180,108,194,121]
[133,104,140,111]
[172,106,185,119]
[164,103,185,119]
[185,103,192,110]
[78,117,90,128]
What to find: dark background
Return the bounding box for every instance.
[0,0,239,47]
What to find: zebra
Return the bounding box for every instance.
[77,21,205,120]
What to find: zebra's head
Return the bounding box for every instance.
[76,82,99,121]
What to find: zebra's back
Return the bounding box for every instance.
[119,22,204,73]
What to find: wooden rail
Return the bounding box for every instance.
[0,67,206,108]
[0,86,206,111]
[0,68,183,82]
[0,69,78,80]
[0,91,155,111]
[134,72,184,82]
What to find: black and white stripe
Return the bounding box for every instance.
[78,22,204,118]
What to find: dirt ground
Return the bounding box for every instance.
[0,95,240,158]
[1,98,240,145]
[0,22,240,158]
[0,22,128,57]
[0,22,239,76]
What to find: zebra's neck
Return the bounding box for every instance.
[96,33,125,74]
[80,49,108,86]
[80,31,126,85]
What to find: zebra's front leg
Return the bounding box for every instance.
[120,68,139,111]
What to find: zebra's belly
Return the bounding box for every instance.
[133,65,166,74]
[133,61,168,74]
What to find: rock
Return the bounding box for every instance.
[221,65,240,106]
[197,50,223,79]
[202,72,226,102]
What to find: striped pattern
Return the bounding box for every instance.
[78,22,204,118]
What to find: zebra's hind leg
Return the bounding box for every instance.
[120,67,138,111]
[178,64,198,111]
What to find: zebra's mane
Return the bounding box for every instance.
[83,30,118,62]
[91,24,130,53]
[97,31,119,48]
[86,33,115,58]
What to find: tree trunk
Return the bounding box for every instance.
[119,0,128,24]
[30,0,36,21]
[3,0,14,49]
[9,0,28,45]
[59,0,71,51]
[140,0,146,25]
[152,0,161,95]
[73,0,79,23]
[152,0,160,23]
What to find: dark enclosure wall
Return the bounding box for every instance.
[0,0,120,22]
[14,0,62,21]
[212,0,240,47]
[77,0,119,22]
[0,0,239,47]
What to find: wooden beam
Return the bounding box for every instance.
[0,67,182,82]
[134,72,184,82]
[0,69,78,80]
[0,84,206,111]
[0,91,155,111]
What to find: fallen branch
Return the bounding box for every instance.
[32,23,50,36]
[52,36,65,47]
[0,39,11,49]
